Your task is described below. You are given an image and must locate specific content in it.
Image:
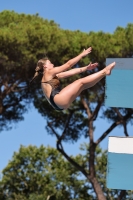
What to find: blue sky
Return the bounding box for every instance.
[0,0,133,171]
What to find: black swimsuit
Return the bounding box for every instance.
[41,76,63,111]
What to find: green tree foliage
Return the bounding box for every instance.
[1,10,133,200]
[0,145,133,200]
[0,145,94,200]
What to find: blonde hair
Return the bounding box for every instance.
[30,57,49,84]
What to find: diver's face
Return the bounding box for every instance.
[44,60,54,69]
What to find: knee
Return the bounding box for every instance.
[77,79,83,85]
[76,79,84,89]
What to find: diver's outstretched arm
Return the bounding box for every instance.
[57,62,98,79]
[49,47,92,76]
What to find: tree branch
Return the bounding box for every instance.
[47,121,61,141]
[96,108,133,145]
[123,122,129,136]
[58,109,74,143]
[2,80,22,99]
[56,140,89,178]
[81,97,92,118]
[81,95,103,122]
[91,100,103,121]
[113,108,123,119]
[113,108,129,136]
[95,121,122,145]
[90,94,104,121]
[47,120,89,178]
[117,190,126,200]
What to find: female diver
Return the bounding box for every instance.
[31,47,115,111]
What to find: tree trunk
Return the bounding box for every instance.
[89,120,106,200]
[89,176,106,200]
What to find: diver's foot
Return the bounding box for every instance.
[105,62,116,75]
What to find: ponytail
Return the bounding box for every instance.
[29,68,41,85]
[30,57,48,85]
